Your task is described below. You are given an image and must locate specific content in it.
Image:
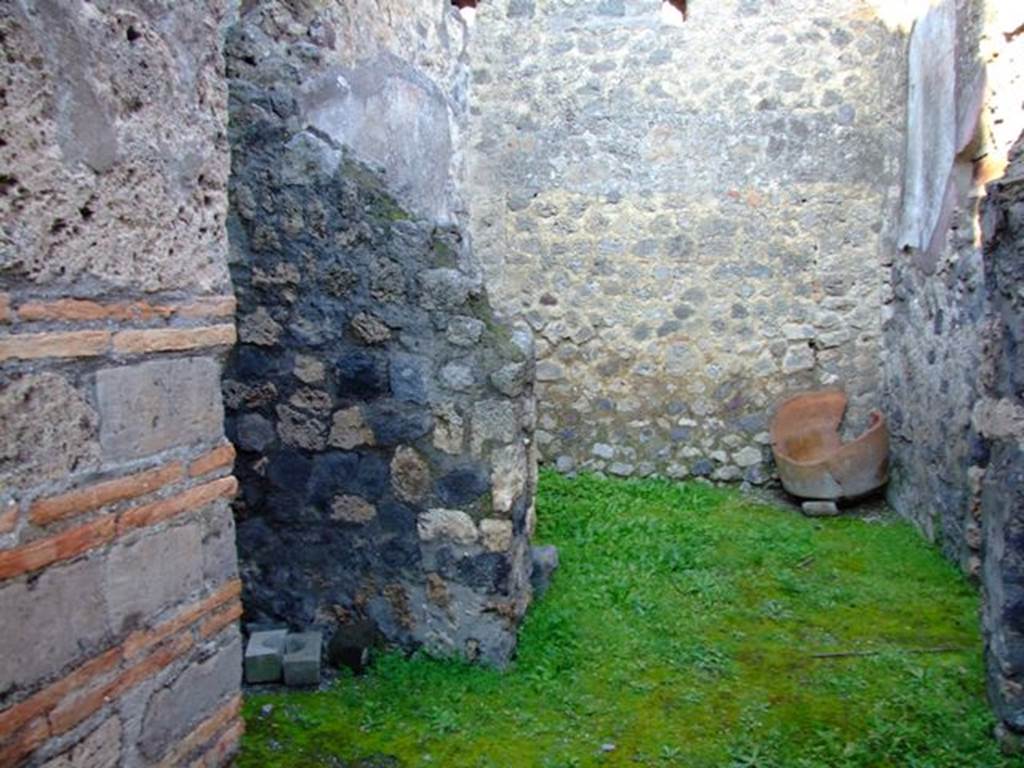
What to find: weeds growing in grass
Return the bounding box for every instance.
[239,472,1008,767]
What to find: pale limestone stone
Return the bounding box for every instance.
[97,358,222,462]
[471,399,517,456]
[289,387,333,413]
[277,404,327,451]
[418,508,478,545]
[328,407,374,449]
[331,495,377,524]
[525,501,537,539]
[733,446,763,467]
[480,518,513,552]
[239,306,282,346]
[350,311,392,344]
[491,443,527,515]
[391,447,430,503]
[0,373,100,487]
[294,354,326,384]
[41,717,122,768]
[433,402,465,454]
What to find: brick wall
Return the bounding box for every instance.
[0,2,242,765]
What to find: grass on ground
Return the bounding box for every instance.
[238,471,1008,767]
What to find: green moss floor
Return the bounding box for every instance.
[238,472,1010,767]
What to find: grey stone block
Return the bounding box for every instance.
[283,632,322,687]
[0,558,108,695]
[1,373,101,490]
[245,629,288,684]
[801,500,840,517]
[106,524,203,635]
[96,357,224,462]
[139,637,242,760]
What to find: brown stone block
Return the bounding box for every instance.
[188,443,237,478]
[0,330,110,361]
[111,324,236,354]
[0,516,116,581]
[29,463,185,526]
[117,476,237,534]
[0,294,11,324]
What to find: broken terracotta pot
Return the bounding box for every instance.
[770,389,889,500]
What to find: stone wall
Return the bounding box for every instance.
[466,0,906,482]
[0,2,242,766]
[882,0,991,572]
[224,1,537,666]
[880,0,1024,742]
[979,133,1024,743]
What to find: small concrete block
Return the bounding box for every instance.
[283,631,322,687]
[801,500,840,517]
[245,629,287,684]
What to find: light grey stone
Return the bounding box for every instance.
[432,403,465,454]
[106,524,203,634]
[139,637,242,759]
[491,443,528,514]
[331,495,377,524]
[283,632,322,687]
[733,446,763,467]
[0,558,108,695]
[391,446,431,503]
[801,500,840,517]
[535,360,565,381]
[245,629,288,684]
[447,316,485,347]
[97,358,224,462]
[490,362,527,397]
[0,373,100,488]
[239,307,282,346]
[470,400,518,455]
[276,404,327,451]
[328,407,375,449]
[440,362,476,391]
[480,518,514,552]
[418,508,478,545]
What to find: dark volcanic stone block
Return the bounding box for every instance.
[436,465,490,506]
[337,351,390,398]
[364,400,433,445]
[310,451,390,504]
